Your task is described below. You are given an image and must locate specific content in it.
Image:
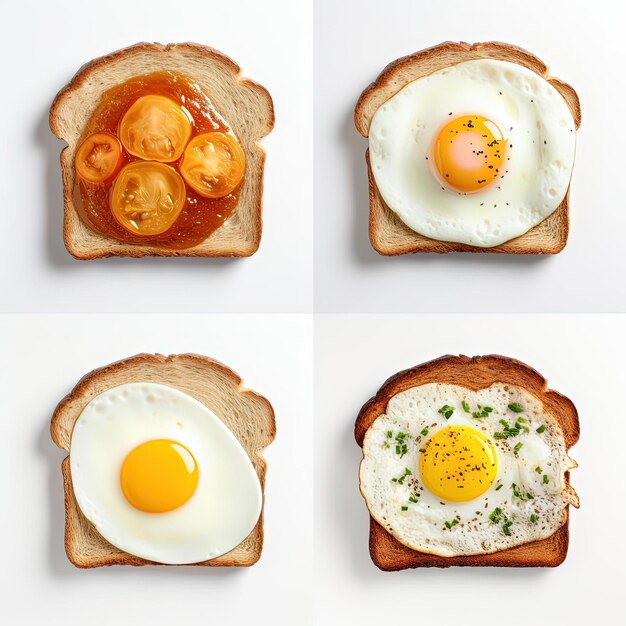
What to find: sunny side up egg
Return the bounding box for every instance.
[359,383,578,557]
[369,59,576,247]
[70,383,262,565]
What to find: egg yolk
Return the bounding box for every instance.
[432,114,506,193]
[120,439,199,513]
[419,425,498,502]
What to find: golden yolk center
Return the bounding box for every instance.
[120,439,199,513]
[432,114,506,193]
[419,425,498,502]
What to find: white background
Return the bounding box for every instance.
[315,0,626,312]
[0,0,312,313]
[315,314,621,625]
[0,314,313,625]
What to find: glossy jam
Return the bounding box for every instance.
[74,71,240,249]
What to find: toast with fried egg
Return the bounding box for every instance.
[354,41,581,255]
[355,354,579,569]
[50,42,274,259]
[50,353,275,567]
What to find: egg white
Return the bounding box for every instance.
[359,383,578,557]
[70,382,262,565]
[369,59,576,247]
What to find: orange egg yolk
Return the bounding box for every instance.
[432,114,506,193]
[419,425,498,502]
[120,439,199,513]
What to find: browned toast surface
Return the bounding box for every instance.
[355,354,579,569]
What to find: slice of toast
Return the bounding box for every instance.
[50,42,274,259]
[354,41,582,255]
[50,353,276,568]
[355,354,579,570]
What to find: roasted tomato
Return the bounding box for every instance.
[109,161,186,236]
[75,132,123,184]
[118,95,193,162]
[179,132,246,198]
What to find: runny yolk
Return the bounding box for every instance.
[120,439,199,513]
[432,114,506,193]
[419,425,498,502]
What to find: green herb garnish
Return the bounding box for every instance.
[495,483,503,491]
[394,431,408,458]
[536,424,546,434]
[513,442,523,456]
[508,402,523,413]
[543,474,549,484]
[512,482,534,501]
[530,514,538,523]
[494,417,529,439]
[472,404,494,419]
[386,431,392,439]
[535,466,542,474]
[401,506,408,511]
[438,405,455,419]
[462,400,470,413]
[392,467,412,485]
[420,427,429,437]
[408,496,418,503]
[444,519,459,529]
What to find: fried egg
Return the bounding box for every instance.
[369,59,577,247]
[359,383,578,556]
[70,383,262,565]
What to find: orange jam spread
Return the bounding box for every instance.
[73,71,244,249]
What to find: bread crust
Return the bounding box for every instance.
[354,41,581,255]
[50,42,274,259]
[355,354,579,570]
[51,353,276,568]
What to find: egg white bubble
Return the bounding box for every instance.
[369,59,576,247]
[70,382,262,565]
[359,383,577,557]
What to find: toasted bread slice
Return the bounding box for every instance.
[50,353,276,568]
[355,354,579,570]
[354,41,581,255]
[50,42,274,259]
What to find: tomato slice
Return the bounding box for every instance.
[179,132,246,198]
[118,95,193,162]
[75,132,123,184]
[109,162,186,236]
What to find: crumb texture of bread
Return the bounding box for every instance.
[51,353,276,568]
[50,42,274,259]
[355,354,579,570]
[355,41,581,256]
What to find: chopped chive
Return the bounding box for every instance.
[543,474,549,484]
[513,442,523,455]
[438,405,455,419]
[383,441,390,448]
[495,483,503,491]
[420,427,429,436]
[386,431,392,438]
[530,514,538,523]
[392,467,412,485]
[409,496,418,503]
[512,483,534,501]
[401,506,408,511]
[536,424,546,434]
[535,466,542,474]
[508,402,524,413]
[462,400,470,413]
[444,519,459,529]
